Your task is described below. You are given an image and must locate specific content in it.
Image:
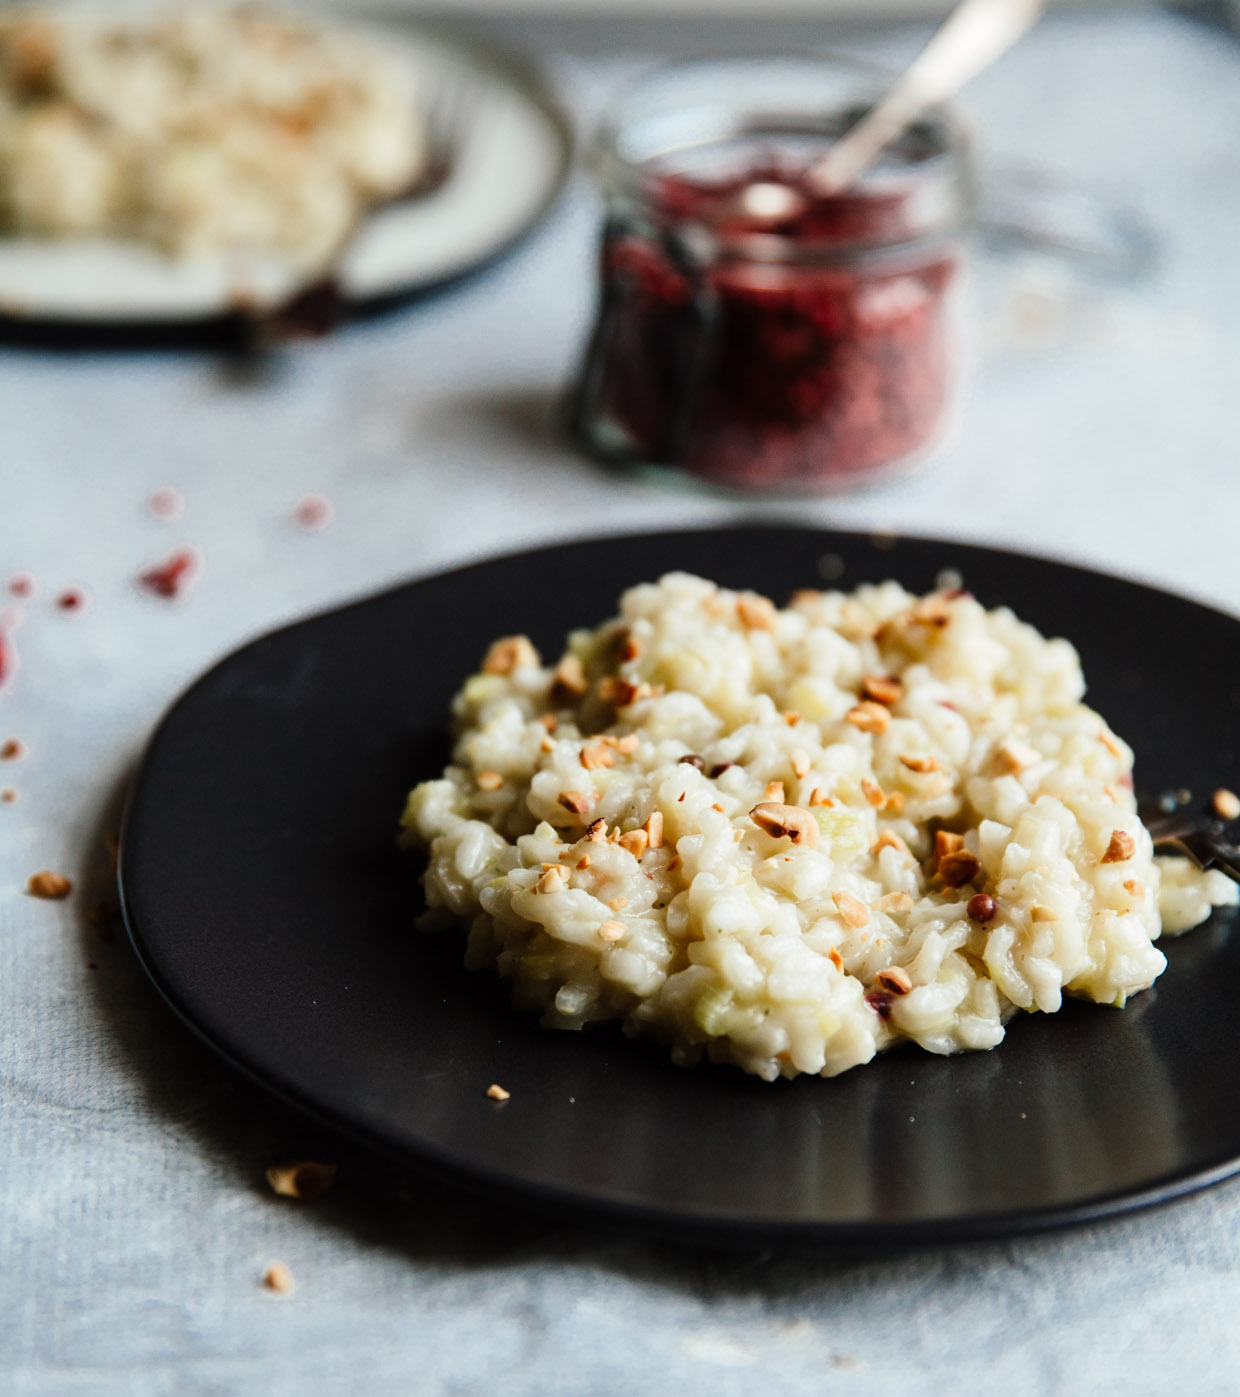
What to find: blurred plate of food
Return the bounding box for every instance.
[0,3,572,324]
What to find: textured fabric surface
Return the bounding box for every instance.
[4,10,1240,1393]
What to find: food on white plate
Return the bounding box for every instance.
[0,4,426,270]
[402,573,1236,1080]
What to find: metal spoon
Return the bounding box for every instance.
[733,0,1043,226]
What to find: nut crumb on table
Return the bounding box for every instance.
[1213,787,1240,821]
[486,1083,511,1101]
[263,1262,294,1295]
[27,870,71,899]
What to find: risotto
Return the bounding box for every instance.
[401,573,1236,1080]
[0,5,426,270]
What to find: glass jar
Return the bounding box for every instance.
[569,55,976,494]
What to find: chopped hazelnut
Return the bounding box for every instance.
[644,811,664,850]
[995,740,1040,774]
[750,802,819,847]
[861,675,903,707]
[871,830,909,857]
[827,947,845,971]
[790,748,811,779]
[764,780,786,802]
[615,734,640,755]
[1123,879,1146,899]
[861,778,886,808]
[585,818,606,842]
[931,830,964,871]
[737,594,778,631]
[875,966,912,996]
[1,738,24,760]
[619,636,642,662]
[846,701,891,735]
[476,770,503,792]
[618,829,649,858]
[808,787,834,807]
[539,735,556,754]
[938,849,981,887]
[558,790,591,815]
[833,891,869,928]
[27,870,72,900]
[784,711,802,727]
[967,893,997,923]
[576,855,591,870]
[263,1262,295,1295]
[876,891,914,914]
[486,1083,511,1102]
[884,792,906,813]
[265,1161,337,1201]
[1213,788,1240,821]
[482,635,539,676]
[898,753,940,774]
[550,653,588,700]
[598,921,625,943]
[1101,829,1136,864]
[608,896,627,911]
[580,743,615,771]
[536,866,566,893]
[1,788,16,804]
[1030,904,1058,922]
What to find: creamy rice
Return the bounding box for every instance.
[402,573,1236,1080]
[0,5,425,269]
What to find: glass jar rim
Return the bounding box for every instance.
[591,51,976,256]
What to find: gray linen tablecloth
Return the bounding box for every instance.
[5,7,1240,1393]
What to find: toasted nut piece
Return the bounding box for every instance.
[537,713,557,732]
[483,635,539,675]
[0,738,24,760]
[808,787,834,807]
[846,701,891,735]
[899,753,940,774]
[550,653,587,700]
[875,966,912,995]
[263,1262,294,1295]
[861,675,904,706]
[613,679,646,707]
[833,892,869,927]
[576,855,591,870]
[791,589,823,606]
[861,779,886,809]
[737,594,778,631]
[558,791,591,815]
[615,734,640,755]
[967,893,997,923]
[644,811,664,850]
[1030,904,1058,922]
[619,635,642,662]
[539,735,555,753]
[764,780,786,802]
[827,947,845,971]
[27,870,72,899]
[580,743,616,771]
[1,788,16,804]
[585,818,606,842]
[1213,788,1240,821]
[1123,879,1146,899]
[598,921,625,942]
[486,1083,511,1102]
[1101,829,1136,864]
[608,896,627,910]
[876,891,914,914]
[266,1161,337,1201]
[884,792,906,813]
[996,740,1040,774]
[618,829,649,858]
[871,830,909,857]
[931,830,964,871]
[536,866,566,893]
[750,802,819,847]
[938,849,981,887]
[476,770,503,791]
[790,748,811,779]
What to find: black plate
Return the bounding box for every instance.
[119,526,1240,1246]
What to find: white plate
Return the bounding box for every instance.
[0,24,572,324]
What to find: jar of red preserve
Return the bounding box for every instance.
[569,56,976,493]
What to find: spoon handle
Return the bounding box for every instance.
[809,0,1044,195]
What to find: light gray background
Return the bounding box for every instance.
[4,7,1240,1394]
